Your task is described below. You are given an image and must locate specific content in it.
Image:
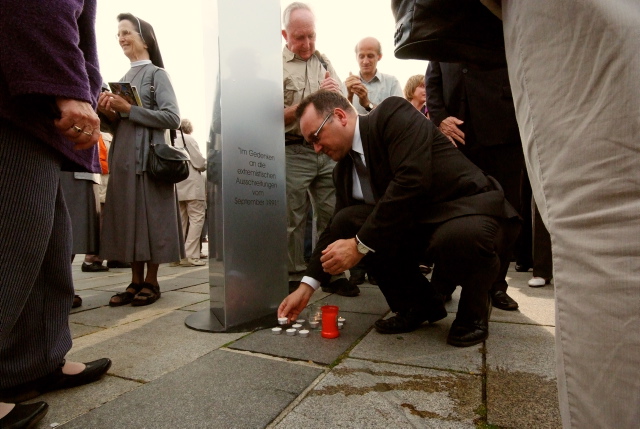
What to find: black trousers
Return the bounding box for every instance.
[326,204,519,321]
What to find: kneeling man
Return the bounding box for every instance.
[278,91,519,347]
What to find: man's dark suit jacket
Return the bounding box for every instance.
[305,97,517,282]
[426,62,520,147]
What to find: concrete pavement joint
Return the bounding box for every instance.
[220,347,329,369]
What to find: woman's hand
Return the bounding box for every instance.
[98,92,132,116]
[54,98,100,150]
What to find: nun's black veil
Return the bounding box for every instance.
[117,13,165,68]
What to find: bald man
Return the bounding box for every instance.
[344,37,403,115]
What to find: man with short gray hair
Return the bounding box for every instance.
[281,2,355,296]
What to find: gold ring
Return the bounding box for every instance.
[72,125,83,133]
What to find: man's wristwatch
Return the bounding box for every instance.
[364,102,374,112]
[355,237,370,255]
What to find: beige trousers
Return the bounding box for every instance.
[179,200,206,260]
[503,1,640,427]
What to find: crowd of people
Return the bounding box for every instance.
[0,1,637,428]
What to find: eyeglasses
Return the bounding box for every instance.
[115,30,140,40]
[308,112,333,144]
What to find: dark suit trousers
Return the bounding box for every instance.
[0,120,73,389]
[322,204,518,320]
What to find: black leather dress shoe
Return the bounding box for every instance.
[447,319,489,347]
[514,262,531,272]
[491,291,519,311]
[0,401,48,429]
[375,303,447,334]
[81,262,109,272]
[348,272,366,285]
[0,358,112,403]
[106,260,131,269]
[321,278,360,297]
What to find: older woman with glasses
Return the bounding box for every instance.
[98,13,183,307]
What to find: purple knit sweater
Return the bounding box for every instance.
[0,0,101,173]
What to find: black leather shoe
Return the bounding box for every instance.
[0,401,48,429]
[491,291,519,311]
[447,319,489,347]
[375,303,447,334]
[348,272,366,285]
[106,260,131,269]
[72,294,82,308]
[367,274,377,285]
[0,358,112,403]
[321,278,360,297]
[514,262,531,272]
[81,262,109,272]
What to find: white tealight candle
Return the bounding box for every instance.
[338,322,344,330]
[338,317,346,324]
[286,328,297,336]
[271,327,282,335]
[296,319,305,324]
[309,321,319,329]
[278,317,289,325]
[298,329,310,337]
[292,323,303,329]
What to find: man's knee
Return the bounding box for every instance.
[331,205,373,239]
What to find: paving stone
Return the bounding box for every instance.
[70,322,104,339]
[177,283,210,294]
[486,323,556,378]
[69,290,206,329]
[61,350,323,429]
[70,290,115,313]
[350,313,483,373]
[276,358,480,429]
[73,272,131,291]
[229,312,380,365]
[35,375,140,428]
[179,300,210,312]
[68,310,244,382]
[486,323,561,428]
[489,284,556,326]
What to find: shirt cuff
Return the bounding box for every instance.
[301,276,321,291]
[356,235,375,253]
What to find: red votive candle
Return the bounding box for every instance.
[321,305,340,339]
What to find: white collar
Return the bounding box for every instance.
[130,59,152,67]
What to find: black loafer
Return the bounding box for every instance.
[375,303,447,334]
[0,358,112,403]
[81,262,109,272]
[0,401,48,429]
[106,260,131,269]
[491,291,519,311]
[447,320,489,347]
[321,278,360,297]
[514,263,531,272]
[348,273,366,285]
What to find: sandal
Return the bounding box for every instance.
[131,282,161,306]
[109,283,143,307]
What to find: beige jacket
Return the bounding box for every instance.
[175,132,206,201]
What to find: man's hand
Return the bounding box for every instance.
[320,238,364,275]
[344,73,370,107]
[54,98,100,150]
[278,283,315,322]
[438,116,465,146]
[319,71,342,94]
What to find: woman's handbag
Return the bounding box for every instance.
[147,130,190,183]
[391,0,506,67]
[145,67,190,184]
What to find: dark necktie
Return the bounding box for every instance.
[350,150,375,205]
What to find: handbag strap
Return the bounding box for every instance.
[149,67,178,147]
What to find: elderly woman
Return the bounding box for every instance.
[98,13,183,307]
[404,74,428,118]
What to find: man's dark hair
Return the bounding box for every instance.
[295,90,354,120]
